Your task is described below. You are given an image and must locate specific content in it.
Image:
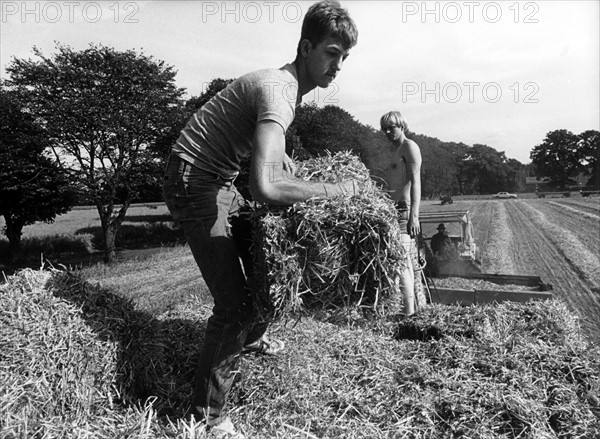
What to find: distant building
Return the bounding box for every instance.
[525,176,549,185]
[527,172,594,193]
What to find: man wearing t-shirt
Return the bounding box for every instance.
[162,2,358,437]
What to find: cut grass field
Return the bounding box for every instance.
[2,196,600,437]
[0,203,171,240]
[0,204,185,272]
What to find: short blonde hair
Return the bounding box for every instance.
[380,111,408,132]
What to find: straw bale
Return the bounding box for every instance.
[0,268,121,436]
[251,151,408,321]
[0,268,206,438]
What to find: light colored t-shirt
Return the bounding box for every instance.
[173,63,298,179]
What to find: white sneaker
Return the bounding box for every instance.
[210,417,246,439]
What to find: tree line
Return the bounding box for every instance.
[284,103,531,198]
[1,44,597,262]
[530,129,599,190]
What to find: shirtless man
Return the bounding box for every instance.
[380,111,422,315]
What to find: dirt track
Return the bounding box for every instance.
[422,198,600,341]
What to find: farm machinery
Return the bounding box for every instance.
[416,210,554,306]
[440,194,453,205]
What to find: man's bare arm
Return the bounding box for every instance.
[404,139,422,236]
[249,121,355,205]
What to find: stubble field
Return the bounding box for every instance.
[421,196,600,341]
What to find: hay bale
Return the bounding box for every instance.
[0,268,204,437]
[251,151,407,321]
[0,268,121,435]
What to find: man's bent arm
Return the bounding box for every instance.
[250,121,355,205]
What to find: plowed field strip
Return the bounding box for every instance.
[542,202,600,258]
[481,202,515,274]
[506,201,600,339]
[547,201,600,221]
[505,202,562,277]
[551,198,600,215]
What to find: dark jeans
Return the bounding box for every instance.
[162,154,266,425]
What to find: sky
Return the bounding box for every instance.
[1,0,598,163]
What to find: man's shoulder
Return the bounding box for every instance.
[404,138,420,150]
[239,64,296,85]
[233,65,298,107]
[401,138,422,161]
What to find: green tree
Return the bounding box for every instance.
[413,135,464,198]
[7,44,184,262]
[455,144,511,194]
[578,130,600,189]
[291,104,370,157]
[530,129,581,189]
[0,86,76,259]
[505,158,528,193]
